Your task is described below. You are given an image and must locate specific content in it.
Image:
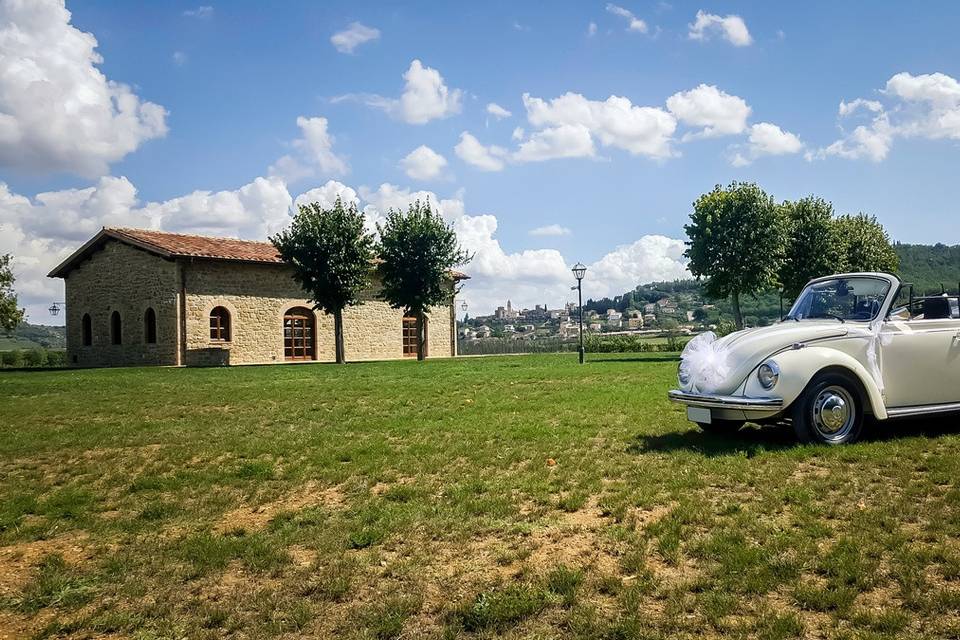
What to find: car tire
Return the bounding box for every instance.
[791,373,864,445]
[697,419,745,434]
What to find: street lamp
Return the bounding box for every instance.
[48,302,65,317]
[459,300,468,356]
[571,263,586,364]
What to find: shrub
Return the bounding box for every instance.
[1,350,24,368]
[24,348,47,367]
[45,350,67,367]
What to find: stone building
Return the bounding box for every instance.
[48,228,466,367]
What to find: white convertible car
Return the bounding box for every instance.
[669,272,960,444]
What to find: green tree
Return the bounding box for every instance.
[377,200,470,361]
[684,182,787,329]
[780,196,844,298]
[0,254,25,333]
[835,213,899,274]
[270,198,375,364]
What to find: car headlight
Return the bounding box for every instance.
[757,361,780,390]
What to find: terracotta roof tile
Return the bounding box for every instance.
[108,227,283,263]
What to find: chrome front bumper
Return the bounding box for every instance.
[668,389,783,411]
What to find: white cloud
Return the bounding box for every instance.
[341,60,462,125]
[513,124,596,162]
[183,5,213,18]
[455,132,509,171]
[486,103,512,119]
[330,22,380,54]
[838,98,883,117]
[294,180,359,210]
[529,224,572,237]
[172,51,188,66]
[522,92,676,158]
[730,122,803,166]
[400,145,447,181]
[0,0,168,177]
[810,71,960,162]
[688,10,752,46]
[587,21,598,37]
[666,84,751,139]
[588,235,690,299]
[269,116,348,182]
[511,127,525,141]
[606,4,648,33]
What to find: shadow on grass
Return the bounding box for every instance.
[587,355,680,364]
[630,415,960,457]
[628,423,797,457]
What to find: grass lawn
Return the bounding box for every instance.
[1,354,959,638]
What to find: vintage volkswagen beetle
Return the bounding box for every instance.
[668,272,960,444]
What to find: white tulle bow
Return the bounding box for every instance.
[678,331,731,394]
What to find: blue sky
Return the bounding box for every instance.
[3,0,960,322]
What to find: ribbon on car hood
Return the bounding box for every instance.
[678,331,731,394]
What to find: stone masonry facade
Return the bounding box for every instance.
[60,235,458,368]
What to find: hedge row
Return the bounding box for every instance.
[0,349,68,368]
[583,334,689,353]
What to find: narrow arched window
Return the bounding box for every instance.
[210,306,230,342]
[110,311,122,345]
[144,308,157,344]
[81,314,92,346]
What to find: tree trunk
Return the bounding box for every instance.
[334,308,346,364]
[731,290,744,330]
[416,312,426,361]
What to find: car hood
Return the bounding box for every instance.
[681,321,850,395]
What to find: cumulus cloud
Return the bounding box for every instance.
[588,235,690,299]
[730,122,803,166]
[688,10,752,46]
[455,132,509,171]
[606,3,648,33]
[182,5,213,18]
[330,22,380,54]
[587,21,598,37]
[809,71,960,162]
[269,116,348,182]
[294,180,359,210]
[529,224,572,237]
[339,60,462,125]
[666,84,751,139]
[0,0,168,177]
[400,145,447,181]
[522,92,676,159]
[486,103,512,119]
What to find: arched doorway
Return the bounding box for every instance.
[283,307,315,361]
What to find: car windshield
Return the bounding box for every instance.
[786,277,890,322]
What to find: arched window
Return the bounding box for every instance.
[110,311,122,345]
[210,306,231,342]
[81,314,92,346]
[283,307,315,360]
[144,308,157,344]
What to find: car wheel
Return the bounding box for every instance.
[697,419,745,434]
[792,373,864,445]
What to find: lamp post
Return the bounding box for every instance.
[48,302,65,317]
[571,263,586,364]
[459,300,468,355]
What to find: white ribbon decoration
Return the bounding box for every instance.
[856,319,893,393]
[678,331,731,394]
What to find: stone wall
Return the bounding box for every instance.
[64,241,180,367]
[183,260,456,365]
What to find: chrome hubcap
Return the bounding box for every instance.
[811,385,855,440]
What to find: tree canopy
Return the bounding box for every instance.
[835,213,900,275]
[780,196,844,298]
[684,182,787,328]
[377,200,470,360]
[0,254,25,333]
[270,198,375,363]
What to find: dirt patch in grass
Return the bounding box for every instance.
[213,481,345,533]
[0,531,90,598]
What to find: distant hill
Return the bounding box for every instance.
[0,323,66,351]
[894,242,960,295]
[586,243,960,325]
